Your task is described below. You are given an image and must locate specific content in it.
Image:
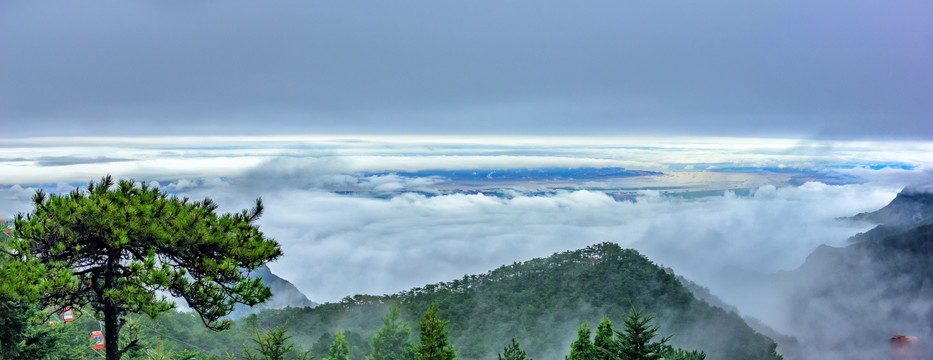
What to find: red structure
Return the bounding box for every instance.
[62,307,74,323]
[91,331,105,351]
[891,335,918,360]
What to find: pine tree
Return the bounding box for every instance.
[497,338,531,360]
[368,305,415,360]
[7,176,282,360]
[593,316,617,360]
[235,323,310,360]
[568,321,594,360]
[329,331,351,360]
[414,303,455,360]
[768,344,783,360]
[616,307,669,360]
[660,347,705,360]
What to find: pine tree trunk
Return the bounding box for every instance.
[103,250,121,360]
[104,302,120,360]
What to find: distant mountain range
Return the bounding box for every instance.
[229,264,316,318]
[769,185,933,360]
[850,186,933,228]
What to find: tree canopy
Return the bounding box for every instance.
[616,307,671,360]
[497,338,530,360]
[329,331,351,360]
[415,302,455,360]
[7,176,282,359]
[368,305,415,360]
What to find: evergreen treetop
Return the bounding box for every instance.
[568,321,594,360]
[617,307,670,360]
[497,338,530,360]
[368,305,415,360]
[329,330,351,360]
[415,302,455,360]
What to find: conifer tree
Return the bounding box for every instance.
[660,348,706,360]
[616,307,669,360]
[497,338,530,360]
[236,323,310,360]
[568,321,594,360]
[7,176,282,360]
[594,316,617,360]
[414,302,455,360]
[329,331,351,360]
[368,305,415,360]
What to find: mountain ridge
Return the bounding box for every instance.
[771,185,933,359]
[249,242,779,360]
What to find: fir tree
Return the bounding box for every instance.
[497,338,530,360]
[660,348,705,360]
[414,303,455,360]
[616,307,669,360]
[368,305,415,360]
[593,316,617,360]
[235,323,310,360]
[568,321,594,360]
[329,331,351,360]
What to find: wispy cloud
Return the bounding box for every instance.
[2,136,931,185]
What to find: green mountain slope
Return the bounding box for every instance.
[207,243,777,360]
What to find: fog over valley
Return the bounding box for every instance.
[1,138,928,304]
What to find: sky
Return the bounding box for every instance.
[1,1,932,139]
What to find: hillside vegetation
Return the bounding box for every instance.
[134,243,777,360]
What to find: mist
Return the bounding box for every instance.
[2,136,932,358]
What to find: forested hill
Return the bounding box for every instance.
[243,243,778,360]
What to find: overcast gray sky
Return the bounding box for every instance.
[1,1,932,139]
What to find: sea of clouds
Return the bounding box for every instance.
[1,136,931,321]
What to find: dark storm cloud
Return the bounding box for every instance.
[1,1,932,139]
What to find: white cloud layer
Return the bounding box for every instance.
[1,136,930,327]
[172,178,900,309]
[2,135,931,185]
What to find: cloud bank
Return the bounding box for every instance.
[1,136,930,326]
[166,174,898,307]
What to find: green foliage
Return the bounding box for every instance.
[8,176,282,359]
[329,331,351,360]
[1,219,87,359]
[414,303,455,360]
[368,306,415,360]
[567,308,705,360]
[311,332,336,359]
[768,343,783,360]
[0,301,87,359]
[231,323,309,360]
[593,317,617,360]
[308,330,371,360]
[660,347,706,360]
[108,243,780,360]
[497,338,530,360]
[0,219,11,241]
[568,322,594,360]
[616,307,669,360]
